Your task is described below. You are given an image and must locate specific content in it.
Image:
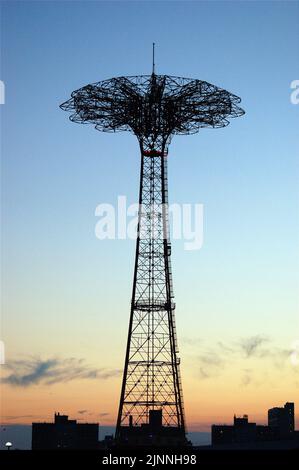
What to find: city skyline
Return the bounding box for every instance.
[1,0,299,436]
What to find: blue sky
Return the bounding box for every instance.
[1,0,299,427]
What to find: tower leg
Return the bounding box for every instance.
[115,140,186,447]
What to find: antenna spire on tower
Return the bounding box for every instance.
[152,42,155,74]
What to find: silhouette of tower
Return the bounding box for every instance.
[60,48,244,446]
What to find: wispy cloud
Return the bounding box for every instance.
[183,335,294,384]
[181,337,202,347]
[197,352,225,379]
[241,369,253,387]
[1,415,38,421]
[1,357,121,388]
[239,335,269,358]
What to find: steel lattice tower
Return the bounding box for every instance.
[60,51,244,446]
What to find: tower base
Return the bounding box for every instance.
[116,425,188,448]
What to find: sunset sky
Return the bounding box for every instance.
[1,0,299,432]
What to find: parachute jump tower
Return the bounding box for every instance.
[60,46,244,447]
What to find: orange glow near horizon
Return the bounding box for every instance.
[1,366,298,431]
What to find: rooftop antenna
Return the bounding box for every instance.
[152,42,155,74]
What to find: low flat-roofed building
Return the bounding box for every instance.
[32,412,98,450]
[268,402,294,438]
[212,402,296,447]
